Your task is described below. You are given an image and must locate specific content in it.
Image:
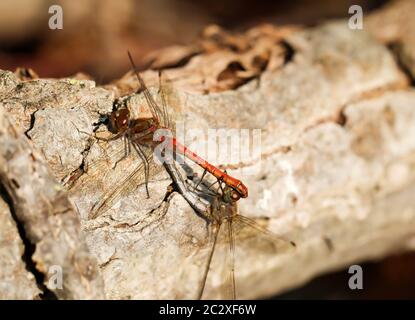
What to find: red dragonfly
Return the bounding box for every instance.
[67,52,248,219]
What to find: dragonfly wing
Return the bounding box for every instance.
[65,138,128,191]
[220,218,236,300]
[89,148,159,219]
[89,161,145,219]
[233,214,296,253]
[157,70,171,130]
[157,70,182,131]
[197,223,220,300]
[128,52,164,125]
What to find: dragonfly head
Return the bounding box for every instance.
[227,182,248,202]
[109,108,130,133]
[223,186,242,203]
[230,189,241,202]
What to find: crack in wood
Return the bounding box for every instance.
[0,183,57,300]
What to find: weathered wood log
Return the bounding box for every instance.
[1,2,415,299]
[0,107,104,299]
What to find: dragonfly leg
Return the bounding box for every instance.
[132,142,150,198]
[218,178,225,195]
[192,168,208,192]
[94,131,125,142]
[207,179,220,192]
[127,132,132,155]
[74,127,119,147]
[206,176,226,197]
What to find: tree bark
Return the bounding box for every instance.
[1,0,415,299]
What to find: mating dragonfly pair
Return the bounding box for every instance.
[67,52,295,299]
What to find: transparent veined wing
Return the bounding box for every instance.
[220,218,236,300]
[196,211,296,299]
[196,223,220,300]
[232,214,296,253]
[88,144,161,219]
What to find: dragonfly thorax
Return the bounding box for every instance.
[210,196,238,224]
[131,118,158,136]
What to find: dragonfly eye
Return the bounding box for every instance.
[230,190,240,201]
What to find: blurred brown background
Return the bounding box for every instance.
[0,0,389,82]
[1,0,414,299]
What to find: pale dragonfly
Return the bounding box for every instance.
[169,165,296,299]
